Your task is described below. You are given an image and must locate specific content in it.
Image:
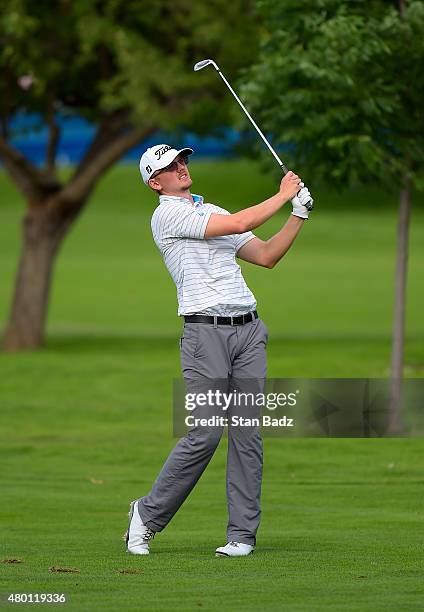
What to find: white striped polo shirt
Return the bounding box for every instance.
[151,193,257,316]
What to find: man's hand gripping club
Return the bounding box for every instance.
[279,172,314,220]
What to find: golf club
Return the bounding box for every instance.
[193,59,313,211]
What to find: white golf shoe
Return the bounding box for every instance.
[215,541,254,557]
[124,500,155,555]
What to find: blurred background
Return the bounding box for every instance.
[1,0,423,387]
[1,1,423,609]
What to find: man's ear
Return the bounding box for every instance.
[148,177,162,193]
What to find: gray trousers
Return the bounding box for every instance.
[137,317,268,546]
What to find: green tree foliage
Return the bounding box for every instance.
[241,0,424,431]
[240,0,424,188]
[1,0,259,140]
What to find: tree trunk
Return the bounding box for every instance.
[388,177,411,434]
[1,122,155,352]
[2,203,80,351]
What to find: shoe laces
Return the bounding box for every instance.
[143,528,155,542]
[122,527,155,545]
[228,541,239,547]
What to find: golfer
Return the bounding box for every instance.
[125,144,312,557]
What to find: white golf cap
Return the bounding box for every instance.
[139,144,194,185]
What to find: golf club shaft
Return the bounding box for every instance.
[194,59,313,210]
[216,70,289,175]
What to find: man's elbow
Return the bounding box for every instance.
[257,252,276,269]
[263,258,276,269]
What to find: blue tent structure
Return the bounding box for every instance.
[7,113,241,166]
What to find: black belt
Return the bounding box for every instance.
[184,310,258,326]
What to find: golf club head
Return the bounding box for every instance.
[193,59,219,72]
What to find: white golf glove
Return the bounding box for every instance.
[291,184,313,219]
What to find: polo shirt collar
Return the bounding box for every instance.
[159,193,204,207]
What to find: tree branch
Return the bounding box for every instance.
[46,103,60,176]
[58,125,156,206]
[1,68,13,139]
[0,137,61,203]
[1,116,8,139]
[60,89,208,207]
[72,108,132,180]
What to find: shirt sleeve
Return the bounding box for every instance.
[209,204,256,252]
[233,230,256,253]
[152,203,212,241]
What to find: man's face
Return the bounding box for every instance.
[148,155,192,194]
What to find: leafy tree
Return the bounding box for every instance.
[240,0,424,431]
[0,0,258,350]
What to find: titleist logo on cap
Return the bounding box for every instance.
[155,145,172,160]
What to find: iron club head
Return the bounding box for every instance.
[193,59,219,72]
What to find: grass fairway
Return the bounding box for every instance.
[1,161,423,610]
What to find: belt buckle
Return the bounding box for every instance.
[230,315,234,326]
